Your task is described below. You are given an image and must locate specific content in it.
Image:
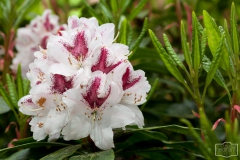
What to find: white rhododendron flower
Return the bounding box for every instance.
[11,9,66,77]
[18,14,151,150]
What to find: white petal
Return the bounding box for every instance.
[48,132,61,142]
[123,104,144,128]
[90,126,114,150]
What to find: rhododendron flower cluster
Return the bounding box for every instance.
[11,10,66,77]
[18,15,151,150]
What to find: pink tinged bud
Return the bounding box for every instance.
[82,77,110,109]
[122,67,141,91]
[234,105,240,113]
[5,122,20,139]
[211,118,226,131]
[192,110,200,118]
[7,138,18,148]
[91,47,122,74]
[51,74,73,94]
[62,31,88,60]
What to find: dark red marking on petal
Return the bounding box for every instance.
[44,13,54,31]
[40,36,48,49]
[91,47,122,74]
[51,74,73,94]
[36,81,42,85]
[82,77,110,109]
[71,19,78,29]
[122,67,141,91]
[62,31,88,60]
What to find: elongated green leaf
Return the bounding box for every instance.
[0,97,10,114]
[149,29,185,83]
[230,3,239,55]
[120,0,132,14]
[163,34,186,70]
[0,83,14,110]
[0,142,70,157]
[6,74,18,106]
[99,0,113,21]
[82,0,103,24]
[201,28,207,60]
[40,144,81,160]
[192,12,201,74]
[181,119,212,160]
[119,18,128,45]
[141,78,158,110]
[110,0,118,14]
[202,56,228,89]
[69,149,114,160]
[199,108,218,157]
[23,79,30,95]
[5,149,30,160]
[204,36,223,89]
[127,0,148,21]
[127,23,133,46]
[14,0,38,28]
[203,10,229,70]
[129,17,148,57]
[129,47,159,60]
[114,125,201,139]
[181,21,192,68]
[17,65,24,99]
[12,137,35,146]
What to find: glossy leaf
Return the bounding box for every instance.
[17,65,24,99]
[204,36,223,91]
[129,17,148,57]
[0,96,10,114]
[69,149,114,160]
[5,149,30,160]
[181,21,192,68]
[149,29,185,83]
[192,12,201,73]
[230,3,239,54]
[141,78,158,110]
[163,34,186,70]
[127,0,148,21]
[203,10,229,70]
[40,144,82,160]
[6,74,18,106]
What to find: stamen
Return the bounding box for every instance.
[112,31,120,43]
[22,104,44,112]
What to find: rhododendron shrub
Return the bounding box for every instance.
[18,16,151,150]
[11,10,66,77]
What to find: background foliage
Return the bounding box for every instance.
[0,0,240,159]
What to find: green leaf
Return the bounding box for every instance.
[204,36,223,91]
[17,65,24,99]
[181,21,192,69]
[69,149,114,160]
[230,3,239,55]
[5,149,30,160]
[82,0,103,24]
[0,83,14,110]
[99,0,113,21]
[203,10,229,70]
[201,28,207,61]
[0,97,10,114]
[12,137,35,146]
[129,17,148,58]
[163,34,186,70]
[181,119,212,160]
[0,142,70,157]
[127,0,148,21]
[141,78,158,110]
[129,47,159,60]
[6,74,18,106]
[14,0,39,28]
[119,18,128,45]
[23,79,30,95]
[149,29,185,83]
[192,12,201,74]
[40,144,82,160]
[119,0,132,14]
[110,0,118,14]
[114,125,201,139]
[199,108,218,157]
